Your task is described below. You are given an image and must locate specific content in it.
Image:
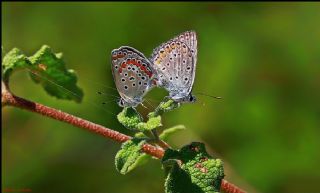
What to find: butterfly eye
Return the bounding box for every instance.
[189,96,194,102]
[118,99,125,107]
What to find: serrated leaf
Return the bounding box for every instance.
[117,107,162,132]
[28,45,83,102]
[136,115,162,132]
[162,142,224,193]
[153,99,180,116]
[2,48,32,81]
[117,107,143,130]
[115,138,146,174]
[1,46,83,102]
[159,125,186,141]
[134,132,147,138]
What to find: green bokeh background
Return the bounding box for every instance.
[2,2,320,193]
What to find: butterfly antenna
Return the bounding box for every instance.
[97,91,120,99]
[102,99,118,105]
[26,68,117,116]
[81,76,118,91]
[195,92,222,100]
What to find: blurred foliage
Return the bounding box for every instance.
[2,2,320,193]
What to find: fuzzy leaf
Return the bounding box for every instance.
[137,115,162,132]
[159,125,186,141]
[28,45,83,102]
[162,142,224,193]
[2,48,31,81]
[1,46,83,102]
[151,98,180,117]
[134,132,147,138]
[115,138,146,174]
[117,107,162,132]
[117,107,143,130]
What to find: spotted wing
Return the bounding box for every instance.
[172,31,197,64]
[111,46,155,105]
[151,31,197,99]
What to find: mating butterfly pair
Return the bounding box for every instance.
[111,31,197,107]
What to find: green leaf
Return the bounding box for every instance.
[28,45,83,102]
[117,107,162,132]
[136,115,162,132]
[151,98,180,117]
[117,107,143,130]
[115,138,146,174]
[159,125,186,141]
[162,142,224,193]
[134,132,147,138]
[1,46,83,102]
[2,48,31,81]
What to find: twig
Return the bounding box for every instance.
[1,82,246,193]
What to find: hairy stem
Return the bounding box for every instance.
[151,129,171,150]
[1,85,246,193]
[2,90,164,159]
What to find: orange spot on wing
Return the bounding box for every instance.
[38,64,47,71]
[117,54,124,58]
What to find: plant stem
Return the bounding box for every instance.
[2,90,164,159]
[151,128,171,150]
[1,85,246,193]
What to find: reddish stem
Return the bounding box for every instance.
[221,179,246,193]
[2,86,245,193]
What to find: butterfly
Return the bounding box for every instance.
[150,31,197,103]
[111,46,156,107]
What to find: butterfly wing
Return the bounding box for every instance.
[173,30,197,64]
[111,46,155,107]
[151,31,197,100]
